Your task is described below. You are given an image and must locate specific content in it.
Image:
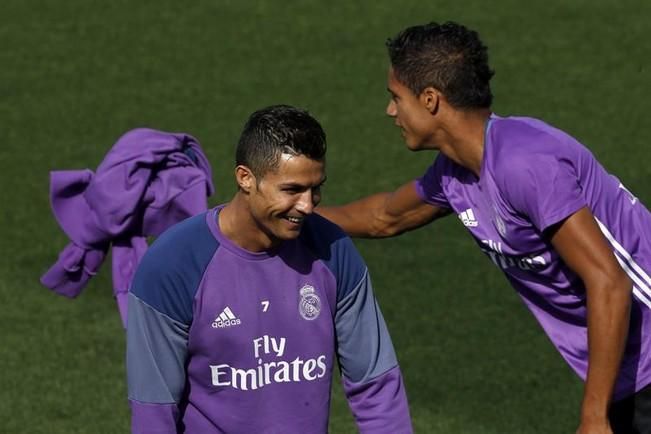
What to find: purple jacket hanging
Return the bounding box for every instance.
[40,128,214,327]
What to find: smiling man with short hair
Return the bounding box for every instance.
[126,105,413,434]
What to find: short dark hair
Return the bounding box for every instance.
[236,105,327,177]
[386,21,494,109]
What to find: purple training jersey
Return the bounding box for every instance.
[127,206,412,433]
[416,114,651,400]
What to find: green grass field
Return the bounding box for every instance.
[2,1,650,432]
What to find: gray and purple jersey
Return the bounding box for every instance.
[127,207,412,434]
[416,114,651,400]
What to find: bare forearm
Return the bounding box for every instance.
[318,181,446,238]
[547,208,634,433]
[581,275,632,425]
[317,192,397,238]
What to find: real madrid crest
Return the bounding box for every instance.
[298,284,321,320]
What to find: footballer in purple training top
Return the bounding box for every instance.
[126,105,413,434]
[317,21,651,434]
[416,114,651,402]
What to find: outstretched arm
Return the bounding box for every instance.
[317,180,449,238]
[550,207,632,434]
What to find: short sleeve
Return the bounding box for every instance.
[414,154,451,209]
[503,154,586,232]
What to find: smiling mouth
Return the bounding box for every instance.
[284,216,304,225]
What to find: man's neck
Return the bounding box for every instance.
[219,194,275,253]
[435,109,491,178]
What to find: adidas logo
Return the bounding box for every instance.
[211,306,242,328]
[458,208,479,227]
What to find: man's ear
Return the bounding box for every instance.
[420,87,441,114]
[235,165,256,193]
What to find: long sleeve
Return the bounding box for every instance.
[126,212,219,434]
[127,293,189,434]
[334,267,413,433]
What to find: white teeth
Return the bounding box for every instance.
[287,217,302,223]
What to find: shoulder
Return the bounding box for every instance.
[490,115,584,159]
[488,115,585,186]
[147,210,217,257]
[301,214,367,301]
[301,213,361,265]
[130,211,220,323]
[487,116,592,228]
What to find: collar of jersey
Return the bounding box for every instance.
[206,205,280,260]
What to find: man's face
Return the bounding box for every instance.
[385,66,436,150]
[247,154,326,245]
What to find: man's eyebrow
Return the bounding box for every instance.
[280,177,327,188]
